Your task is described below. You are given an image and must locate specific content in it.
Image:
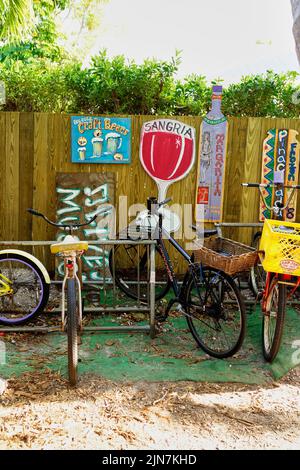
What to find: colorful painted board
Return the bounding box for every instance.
[56,173,115,282]
[140,119,196,201]
[195,86,228,223]
[260,129,300,221]
[71,116,131,164]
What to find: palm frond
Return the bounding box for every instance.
[0,0,35,41]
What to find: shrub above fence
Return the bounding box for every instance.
[0,52,300,117]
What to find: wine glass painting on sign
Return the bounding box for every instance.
[140,119,196,202]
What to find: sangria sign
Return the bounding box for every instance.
[71,116,131,164]
[140,119,196,201]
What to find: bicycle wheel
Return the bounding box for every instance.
[109,243,171,301]
[184,266,246,358]
[262,275,286,362]
[249,231,265,297]
[67,278,78,386]
[0,253,49,325]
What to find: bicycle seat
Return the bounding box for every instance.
[50,235,88,254]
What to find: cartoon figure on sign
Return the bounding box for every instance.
[199,132,212,183]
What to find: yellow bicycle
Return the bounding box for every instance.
[0,249,50,326]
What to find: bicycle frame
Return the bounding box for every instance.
[0,272,13,296]
[156,219,192,298]
[146,200,209,312]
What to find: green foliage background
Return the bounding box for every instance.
[1,50,300,117]
[0,2,300,117]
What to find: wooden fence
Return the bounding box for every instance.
[1,112,300,272]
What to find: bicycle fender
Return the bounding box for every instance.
[0,249,51,284]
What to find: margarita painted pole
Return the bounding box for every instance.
[195,85,228,223]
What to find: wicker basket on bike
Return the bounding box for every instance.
[194,236,258,276]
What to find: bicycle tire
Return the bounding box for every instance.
[108,242,171,301]
[262,275,286,362]
[249,231,265,297]
[67,278,78,386]
[184,266,246,358]
[0,253,49,325]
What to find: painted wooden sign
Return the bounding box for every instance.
[140,119,196,201]
[71,116,131,164]
[260,129,300,221]
[55,173,115,282]
[195,86,228,223]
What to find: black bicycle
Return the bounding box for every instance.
[109,197,246,358]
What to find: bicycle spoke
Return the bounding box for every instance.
[185,267,245,358]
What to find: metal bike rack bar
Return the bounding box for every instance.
[215,222,263,237]
[0,239,157,336]
[215,223,263,227]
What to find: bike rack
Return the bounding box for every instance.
[215,221,263,237]
[0,239,157,338]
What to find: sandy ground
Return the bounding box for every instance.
[0,366,300,450]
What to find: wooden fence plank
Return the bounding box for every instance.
[19,112,34,240]
[222,117,249,242]
[238,117,263,244]
[32,113,49,263]
[4,113,19,240]
[0,113,6,240]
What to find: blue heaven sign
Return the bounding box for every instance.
[71,116,131,164]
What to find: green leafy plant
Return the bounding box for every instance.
[222,71,300,117]
[0,51,300,117]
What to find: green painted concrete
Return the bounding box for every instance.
[0,306,299,384]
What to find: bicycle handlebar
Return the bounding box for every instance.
[242,183,300,189]
[27,208,98,229]
[241,182,300,214]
